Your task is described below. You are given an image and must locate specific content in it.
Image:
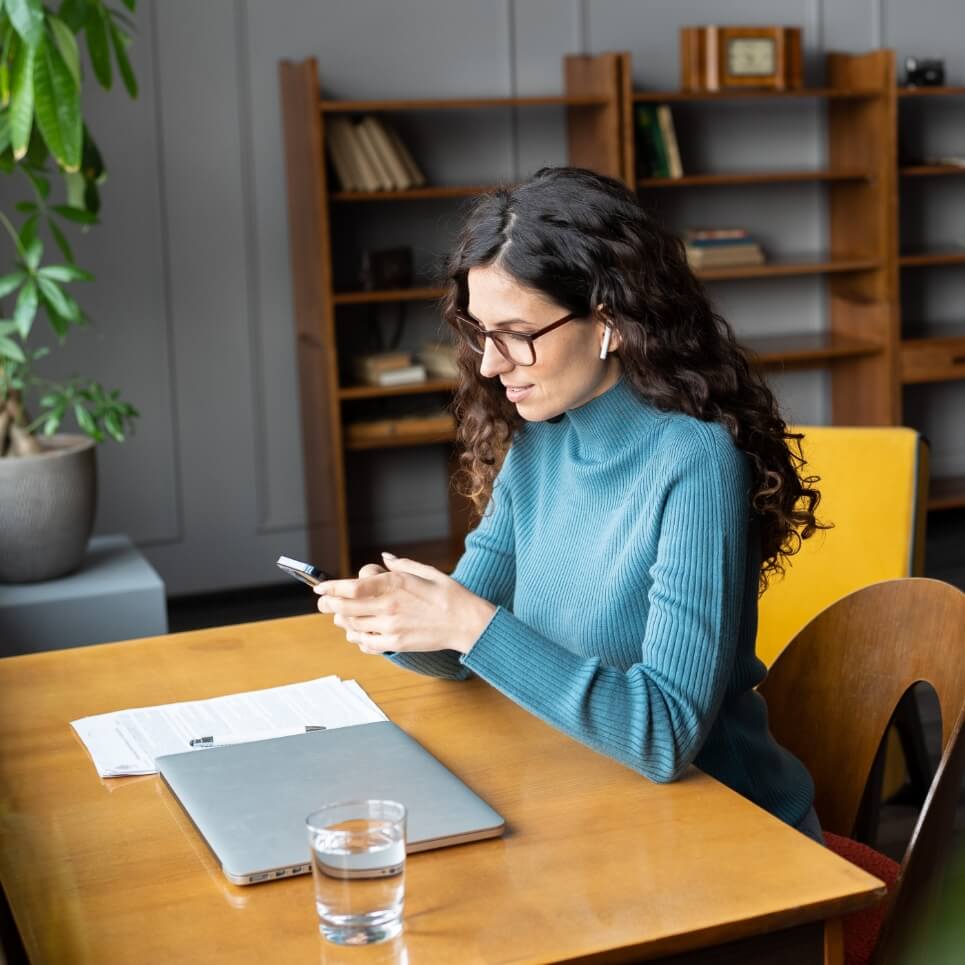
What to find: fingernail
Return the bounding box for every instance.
[382,551,397,560]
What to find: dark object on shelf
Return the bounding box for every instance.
[903,57,945,87]
[359,246,413,291]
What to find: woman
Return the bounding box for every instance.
[315,166,826,844]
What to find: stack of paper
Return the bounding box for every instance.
[71,675,388,778]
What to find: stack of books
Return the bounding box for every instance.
[326,115,427,193]
[684,228,765,269]
[417,341,458,379]
[345,410,456,446]
[635,104,683,179]
[352,350,426,387]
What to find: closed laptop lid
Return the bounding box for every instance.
[156,721,505,885]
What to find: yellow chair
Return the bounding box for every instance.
[756,426,931,836]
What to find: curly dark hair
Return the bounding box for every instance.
[441,166,825,595]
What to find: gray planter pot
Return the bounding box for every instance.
[0,434,97,583]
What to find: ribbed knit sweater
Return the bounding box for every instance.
[389,372,816,830]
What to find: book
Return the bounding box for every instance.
[354,364,427,387]
[324,118,358,191]
[383,123,426,187]
[656,105,683,179]
[635,105,668,178]
[326,117,363,191]
[686,227,750,241]
[345,411,455,445]
[341,118,381,192]
[353,118,393,191]
[418,341,459,378]
[685,243,765,268]
[352,351,412,382]
[363,116,412,190]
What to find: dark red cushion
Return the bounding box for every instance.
[824,831,901,965]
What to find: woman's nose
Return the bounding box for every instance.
[479,339,513,379]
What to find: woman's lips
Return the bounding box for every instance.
[505,384,533,402]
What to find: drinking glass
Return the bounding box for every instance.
[306,800,406,945]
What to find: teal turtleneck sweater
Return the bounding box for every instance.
[389,372,816,830]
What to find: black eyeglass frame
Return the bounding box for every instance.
[450,309,580,367]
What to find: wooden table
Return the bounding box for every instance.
[0,616,884,964]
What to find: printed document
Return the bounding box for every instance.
[71,675,387,778]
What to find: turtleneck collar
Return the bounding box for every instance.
[559,371,663,461]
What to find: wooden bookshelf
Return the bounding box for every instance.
[625,50,898,425]
[279,53,626,577]
[896,83,965,510]
[278,49,965,580]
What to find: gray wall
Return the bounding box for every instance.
[5,0,963,595]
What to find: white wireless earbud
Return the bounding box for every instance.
[599,325,612,360]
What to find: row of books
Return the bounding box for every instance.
[327,115,427,193]
[683,228,765,269]
[345,410,455,446]
[352,342,458,387]
[636,104,683,179]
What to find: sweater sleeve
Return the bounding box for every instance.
[386,451,517,681]
[459,427,749,782]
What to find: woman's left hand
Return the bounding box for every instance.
[314,553,496,656]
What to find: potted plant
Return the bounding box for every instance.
[0,0,139,582]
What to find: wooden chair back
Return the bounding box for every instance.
[759,577,965,835]
[759,578,965,964]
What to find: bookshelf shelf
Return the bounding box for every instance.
[929,475,965,511]
[345,428,457,451]
[898,249,965,268]
[900,331,965,384]
[332,286,444,305]
[632,88,882,102]
[638,169,871,188]
[331,184,499,203]
[900,165,965,177]
[320,94,610,112]
[897,86,965,98]
[742,332,882,367]
[339,379,457,400]
[696,255,880,282]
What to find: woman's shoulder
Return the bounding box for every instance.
[650,408,748,475]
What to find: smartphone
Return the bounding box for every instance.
[276,555,329,587]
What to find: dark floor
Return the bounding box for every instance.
[168,584,965,863]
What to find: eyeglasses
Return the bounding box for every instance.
[450,309,579,367]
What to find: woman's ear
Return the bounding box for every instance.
[595,305,622,353]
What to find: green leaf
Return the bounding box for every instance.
[104,408,124,441]
[18,212,37,250]
[52,202,96,224]
[108,18,136,98]
[30,344,49,361]
[0,334,26,362]
[85,5,111,89]
[49,218,74,262]
[120,0,136,13]
[37,274,81,321]
[6,0,44,48]
[73,401,100,438]
[48,15,81,89]
[0,110,10,152]
[81,124,105,183]
[12,276,37,335]
[0,269,26,298]
[9,34,34,158]
[56,0,89,33]
[38,263,92,282]
[0,320,20,335]
[14,199,35,212]
[33,32,83,170]
[22,233,41,268]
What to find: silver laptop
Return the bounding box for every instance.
[157,721,505,885]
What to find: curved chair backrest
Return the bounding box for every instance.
[758,578,965,838]
[756,426,928,668]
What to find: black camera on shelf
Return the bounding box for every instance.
[904,57,945,87]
